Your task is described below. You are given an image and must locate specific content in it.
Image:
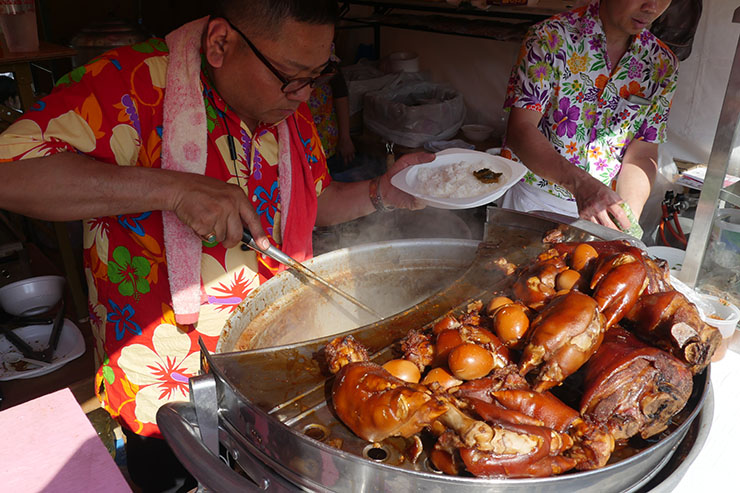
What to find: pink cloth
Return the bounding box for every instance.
[161,17,317,323]
[0,388,131,492]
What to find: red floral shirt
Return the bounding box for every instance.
[0,38,330,437]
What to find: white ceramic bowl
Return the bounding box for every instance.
[387,51,419,73]
[461,124,494,142]
[0,275,65,316]
[646,246,685,272]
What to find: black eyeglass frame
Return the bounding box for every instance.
[220,17,337,94]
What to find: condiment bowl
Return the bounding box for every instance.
[461,124,494,142]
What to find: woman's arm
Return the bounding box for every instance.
[505,107,630,231]
[615,139,658,220]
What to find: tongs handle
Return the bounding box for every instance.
[242,229,300,268]
[241,228,258,250]
[43,300,65,362]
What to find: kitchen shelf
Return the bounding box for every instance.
[339,0,571,51]
[342,0,568,20]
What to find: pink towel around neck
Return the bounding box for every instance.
[161,17,317,325]
[162,17,209,325]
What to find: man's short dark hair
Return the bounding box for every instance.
[212,0,338,37]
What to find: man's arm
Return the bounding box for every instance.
[505,107,630,231]
[316,152,432,226]
[0,153,269,249]
[615,139,658,220]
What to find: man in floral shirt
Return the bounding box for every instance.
[0,0,428,489]
[501,0,677,232]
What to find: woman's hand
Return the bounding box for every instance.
[338,135,356,166]
[380,152,435,210]
[168,172,269,249]
[572,174,630,232]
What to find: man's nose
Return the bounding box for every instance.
[285,84,314,103]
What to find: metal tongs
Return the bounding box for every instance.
[0,300,65,365]
[241,229,384,321]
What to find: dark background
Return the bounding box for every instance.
[37,0,208,45]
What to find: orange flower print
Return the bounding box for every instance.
[619,81,645,100]
[594,74,609,98]
[594,75,608,90]
[565,142,578,155]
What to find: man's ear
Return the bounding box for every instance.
[204,17,231,69]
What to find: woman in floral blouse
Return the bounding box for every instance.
[501,0,677,233]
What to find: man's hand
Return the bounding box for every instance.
[380,152,435,210]
[168,173,269,250]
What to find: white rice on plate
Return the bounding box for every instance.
[415,160,505,199]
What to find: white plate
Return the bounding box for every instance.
[391,148,527,209]
[0,319,85,381]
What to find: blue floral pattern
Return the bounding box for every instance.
[107,298,143,341]
[117,212,151,236]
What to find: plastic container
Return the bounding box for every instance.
[710,208,740,268]
[0,1,39,52]
[729,325,740,354]
[716,208,740,252]
[698,294,740,362]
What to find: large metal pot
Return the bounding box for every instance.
[161,209,710,492]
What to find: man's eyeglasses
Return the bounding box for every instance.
[222,17,337,94]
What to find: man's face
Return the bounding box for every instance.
[208,18,334,127]
[600,0,672,37]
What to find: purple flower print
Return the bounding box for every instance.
[121,94,142,138]
[654,59,669,84]
[553,98,580,138]
[582,17,595,35]
[638,31,651,47]
[569,155,581,166]
[634,120,657,141]
[583,106,597,124]
[587,3,599,18]
[594,158,608,171]
[546,31,561,51]
[628,58,644,79]
[530,61,550,82]
[588,37,602,51]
